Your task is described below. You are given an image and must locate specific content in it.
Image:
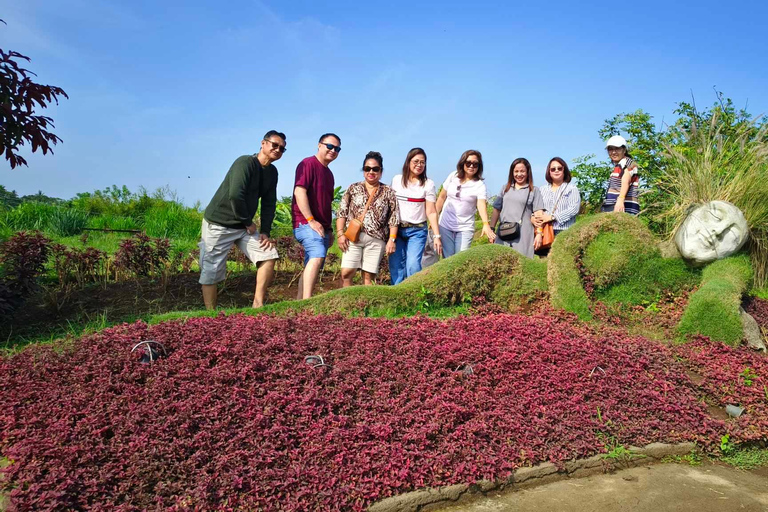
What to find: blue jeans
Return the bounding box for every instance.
[439,227,473,258]
[389,225,428,285]
[293,222,333,266]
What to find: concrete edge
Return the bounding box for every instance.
[368,441,698,512]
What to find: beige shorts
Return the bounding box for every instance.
[341,232,386,274]
[198,219,279,285]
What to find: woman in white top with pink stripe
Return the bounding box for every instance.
[389,148,442,284]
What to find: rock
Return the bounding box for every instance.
[674,201,749,265]
[740,307,767,352]
[512,462,558,483]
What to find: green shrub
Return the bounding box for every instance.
[258,244,547,317]
[548,213,659,320]
[49,207,89,237]
[677,254,753,345]
[596,256,700,306]
[583,231,660,289]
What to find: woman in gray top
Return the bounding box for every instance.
[489,157,544,259]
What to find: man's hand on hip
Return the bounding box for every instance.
[246,223,258,235]
[309,219,325,237]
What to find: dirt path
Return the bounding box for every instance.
[432,463,768,512]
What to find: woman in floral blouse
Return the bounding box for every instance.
[336,151,400,286]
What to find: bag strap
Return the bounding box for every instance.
[551,183,567,215]
[357,184,379,222]
[518,187,532,223]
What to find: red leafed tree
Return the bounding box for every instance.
[0,20,68,169]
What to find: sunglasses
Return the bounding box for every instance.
[322,143,342,153]
[265,140,286,153]
[456,183,462,198]
[550,166,564,171]
[363,166,382,173]
[464,161,479,169]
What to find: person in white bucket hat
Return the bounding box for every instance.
[601,135,640,215]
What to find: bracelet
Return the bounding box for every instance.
[433,234,442,239]
[482,221,490,225]
[306,216,314,222]
[389,236,396,241]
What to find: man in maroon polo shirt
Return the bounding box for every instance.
[292,133,341,299]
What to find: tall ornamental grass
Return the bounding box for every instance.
[48,207,88,237]
[143,202,202,241]
[656,114,768,286]
[0,202,58,231]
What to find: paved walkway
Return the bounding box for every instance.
[434,463,768,512]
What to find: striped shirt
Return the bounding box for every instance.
[601,157,640,215]
[539,182,581,232]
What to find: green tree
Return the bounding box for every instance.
[0,185,21,209]
[572,92,765,235]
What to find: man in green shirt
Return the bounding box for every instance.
[199,130,286,309]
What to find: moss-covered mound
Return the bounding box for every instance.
[548,214,700,320]
[261,243,548,317]
[677,254,753,345]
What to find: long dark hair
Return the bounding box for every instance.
[401,147,427,188]
[545,157,572,184]
[456,150,483,181]
[504,157,533,192]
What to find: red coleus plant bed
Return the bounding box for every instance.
[745,296,768,330]
[673,336,768,442]
[0,313,742,511]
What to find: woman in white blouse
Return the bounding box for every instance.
[532,157,581,257]
[435,150,496,258]
[389,148,442,284]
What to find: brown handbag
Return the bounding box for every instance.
[344,185,378,243]
[541,222,555,248]
[540,183,566,250]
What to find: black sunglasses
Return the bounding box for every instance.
[363,166,382,173]
[456,183,462,198]
[322,143,342,153]
[465,161,479,168]
[264,140,286,153]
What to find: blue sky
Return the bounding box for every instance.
[1,0,767,206]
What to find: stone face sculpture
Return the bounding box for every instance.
[674,200,749,265]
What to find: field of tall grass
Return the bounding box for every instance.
[0,186,204,253]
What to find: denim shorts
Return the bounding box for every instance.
[294,222,333,266]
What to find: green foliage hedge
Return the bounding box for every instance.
[548,214,659,320]
[677,254,753,345]
[257,244,548,317]
[549,213,701,319]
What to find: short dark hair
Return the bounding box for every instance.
[362,151,383,170]
[505,157,533,193]
[545,157,572,184]
[401,147,427,188]
[263,130,286,143]
[456,150,483,181]
[318,133,341,145]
